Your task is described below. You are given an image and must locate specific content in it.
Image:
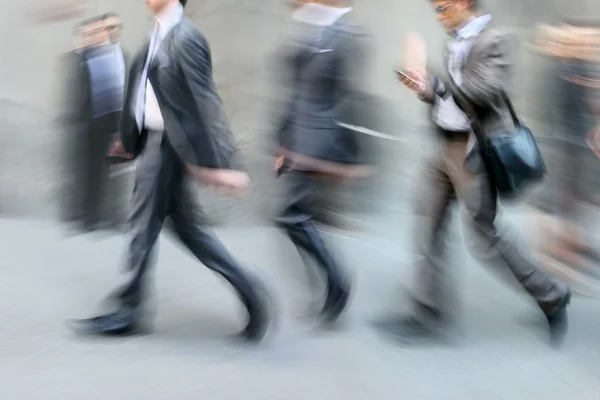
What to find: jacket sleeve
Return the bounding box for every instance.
[179,30,243,170]
[119,55,142,155]
[451,31,512,106]
[336,27,371,128]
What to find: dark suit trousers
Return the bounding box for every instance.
[80,119,111,228]
[114,131,259,309]
[274,171,345,288]
[411,136,569,328]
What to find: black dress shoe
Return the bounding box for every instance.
[320,281,351,324]
[67,308,141,337]
[547,290,571,349]
[238,282,272,343]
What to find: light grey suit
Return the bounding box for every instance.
[411,23,568,328]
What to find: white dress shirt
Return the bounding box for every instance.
[134,2,184,133]
[292,2,352,26]
[434,14,493,132]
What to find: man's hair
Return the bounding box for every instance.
[76,15,104,31]
[431,0,478,9]
[102,11,120,20]
[180,0,188,7]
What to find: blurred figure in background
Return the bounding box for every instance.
[60,15,123,232]
[532,21,600,292]
[390,0,570,347]
[273,0,370,323]
[60,21,88,224]
[103,12,127,80]
[102,12,134,231]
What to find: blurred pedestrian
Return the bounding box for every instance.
[273,0,371,323]
[68,0,271,342]
[390,0,571,348]
[532,21,600,291]
[60,15,123,232]
[102,11,134,230]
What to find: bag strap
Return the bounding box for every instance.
[500,91,521,127]
[444,74,486,145]
[444,73,505,191]
[445,74,519,140]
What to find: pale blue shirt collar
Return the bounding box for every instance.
[155,1,184,40]
[455,14,492,39]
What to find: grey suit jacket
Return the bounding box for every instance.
[120,17,241,170]
[421,23,514,168]
[275,13,371,174]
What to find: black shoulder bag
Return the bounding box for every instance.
[451,83,547,200]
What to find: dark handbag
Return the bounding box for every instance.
[473,93,546,199]
[450,83,546,199]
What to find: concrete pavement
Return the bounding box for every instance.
[1,213,600,399]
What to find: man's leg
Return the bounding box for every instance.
[112,133,173,309]
[274,171,350,323]
[167,155,270,341]
[68,132,173,335]
[410,154,457,329]
[445,139,571,347]
[82,125,109,230]
[375,151,457,343]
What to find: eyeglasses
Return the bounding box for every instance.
[434,4,452,13]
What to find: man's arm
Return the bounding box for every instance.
[449,31,512,106]
[417,78,436,103]
[337,27,370,125]
[119,54,143,155]
[179,30,241,170]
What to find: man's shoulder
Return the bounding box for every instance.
[334,15,369,38]
[479,23,514,46]
[174,17,208,47]
[60,50,80,62]
[330,16,371,51]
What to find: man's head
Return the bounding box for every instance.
[102,12,123,44]
[144,0,186,15]
[78,15,110,47]
[311,0,350,6]
[430,0,478,32]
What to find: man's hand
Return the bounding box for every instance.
[186,165,250,198]
[108,140,134,159]
[275,156,284,172]
[397,68,428,94]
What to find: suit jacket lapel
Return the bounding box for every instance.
[461,24,493,75]
[149,23,179,72]
[123,42,150,110]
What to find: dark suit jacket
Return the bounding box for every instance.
[274,13,371,176]
[120,17,241,170]
[61,49,90,133]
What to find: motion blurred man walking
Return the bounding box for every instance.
[273,0,370,323]
[390,0,571,347]
[69,0,271,342]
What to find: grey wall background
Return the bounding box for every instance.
[1,0,597,225]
